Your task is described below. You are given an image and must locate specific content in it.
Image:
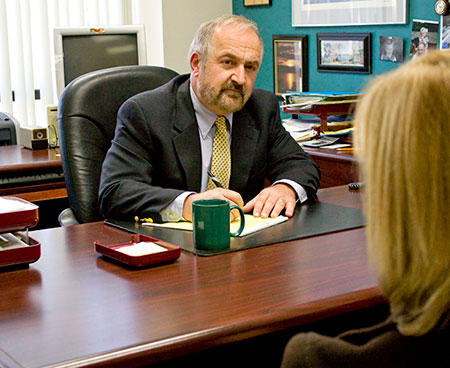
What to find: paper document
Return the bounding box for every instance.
[117,242,167,256]
[282,121,317,133]
[0,197,35,214]
[142,214,289,237]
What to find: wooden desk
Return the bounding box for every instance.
[0,145,68,229]
[0,145,66,200]
[0,186,385,368]
[304,147,358,188]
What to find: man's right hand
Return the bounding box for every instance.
[182,189,244,222]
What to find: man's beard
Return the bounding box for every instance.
[198,78,250,114]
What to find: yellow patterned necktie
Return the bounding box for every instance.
[207,116,230,190]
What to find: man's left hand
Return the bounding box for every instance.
[243,183,297,218]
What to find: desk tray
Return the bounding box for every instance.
[95,234,181,268]
[0,235,41,268]
[0,196,39,233]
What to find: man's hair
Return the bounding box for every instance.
[187,14,264,64]
[354,50,450,336]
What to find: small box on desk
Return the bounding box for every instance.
[20,126,48,150]
[0,197,41,269]
[95,234,181,268]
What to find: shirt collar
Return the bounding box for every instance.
[190,85,233,138]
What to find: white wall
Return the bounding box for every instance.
[133,0,232,74]
[132,0,165,67]
[162,0,232,74]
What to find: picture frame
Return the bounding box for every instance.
[440,14,450,50]
[409,19,439,60]
[317,33,372,74]
[292,0,407,27]
[244,0,272,6]
[272,34,308,96]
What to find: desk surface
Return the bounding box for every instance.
[0,186,383,368]
[0,145,62,173]
[0,145,66,201]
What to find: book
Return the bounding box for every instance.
[282,91,360,104]
[142,214,289,237]
[281,92,360,112]
[301,136,340,148]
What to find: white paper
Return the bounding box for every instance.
[0,197,35,214]
[117,242,168,256]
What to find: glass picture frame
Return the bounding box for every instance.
[292,0,408,27]
[317,33,372,74]
[272,34,308,96]
[441,14,450,50]
[244,0,272,6]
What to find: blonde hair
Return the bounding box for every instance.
[354,50,450,336]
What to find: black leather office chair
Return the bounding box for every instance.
[58,65,179,225]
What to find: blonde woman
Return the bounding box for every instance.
[281,50,450,367]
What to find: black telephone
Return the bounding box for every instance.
[0,112,19,146]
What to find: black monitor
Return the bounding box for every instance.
[54,25,147,98]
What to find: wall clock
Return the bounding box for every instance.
[435,0,449,16]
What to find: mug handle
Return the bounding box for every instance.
[229,205,245,237]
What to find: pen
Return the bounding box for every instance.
[207,171,223,188]
[337,147,354,152]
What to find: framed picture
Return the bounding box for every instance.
[244,0,272,6]
[317,33,372,74]
[409,19,439,59]
[292,0,407,27]
[272,35,308,96]
[379,36,403,62]
[441,15,450,50]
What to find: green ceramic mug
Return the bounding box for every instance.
[192,199,245,250]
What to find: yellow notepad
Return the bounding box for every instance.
[142,214,288,237]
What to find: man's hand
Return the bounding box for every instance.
[243,183,297,218]
[182,188,244,222]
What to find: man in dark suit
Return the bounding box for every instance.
[99,15,320,223]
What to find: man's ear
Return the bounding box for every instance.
[190,52,201,77]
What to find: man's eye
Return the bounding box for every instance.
[245,65,257,71]
[222,59,233,66]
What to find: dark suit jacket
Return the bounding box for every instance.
[99,74,320,222]
[281,318,450,368]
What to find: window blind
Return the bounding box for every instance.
[0,0,131,127]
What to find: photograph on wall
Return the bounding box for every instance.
[244,0,271,6]
[379,36,403,62]
[409,19,439,60]
[321,40,364,66]
[292,0,407,27]
[317,33,371,73]
[440,15,450,50]
[272,35,308,96]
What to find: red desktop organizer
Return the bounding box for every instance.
[95,234,181,268]
[0,197,41,268]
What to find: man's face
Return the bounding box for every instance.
[192,24,261,115]
[385,43,393,56]
[417,43,425,55]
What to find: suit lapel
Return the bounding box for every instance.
[172,79,202,191]
[230,109,259,192]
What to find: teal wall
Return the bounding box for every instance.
[232,1,439,93]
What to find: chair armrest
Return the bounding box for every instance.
[58,208,80,226]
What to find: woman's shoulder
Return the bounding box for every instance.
[281,320,450,368]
